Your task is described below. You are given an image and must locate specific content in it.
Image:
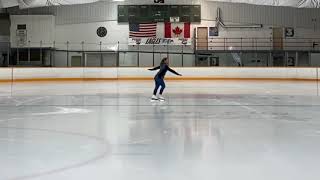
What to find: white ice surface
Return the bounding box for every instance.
[0,80,320,180]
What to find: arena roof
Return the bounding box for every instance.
[0,0,319,9]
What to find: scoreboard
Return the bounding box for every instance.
[118,5,201,23]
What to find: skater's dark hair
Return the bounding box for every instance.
[160,57,168,65]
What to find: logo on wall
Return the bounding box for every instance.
[154,0,164,3]
[288,57,295,66]
[134,39,142,45]
[209,27,219,36]
[285,27,294,38]
[97,27,108,37]
[173,26,183,37]
[180,38,188,45]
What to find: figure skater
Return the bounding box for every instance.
[148,57,182,101]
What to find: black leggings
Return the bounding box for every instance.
[153,78,166,95]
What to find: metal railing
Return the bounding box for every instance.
[0,41,195,67]
[195,37,320,51]
[0,39,320,67]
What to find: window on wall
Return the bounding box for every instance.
[140,5,149,17]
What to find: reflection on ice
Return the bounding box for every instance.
[31,107,92,116]
[0,80,319,180]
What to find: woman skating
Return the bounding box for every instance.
[148,57,182,101]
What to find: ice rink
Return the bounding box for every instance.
[1,80,320,180]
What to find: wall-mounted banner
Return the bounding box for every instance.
[128,38,192,46]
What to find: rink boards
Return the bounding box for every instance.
[0,67,319,82]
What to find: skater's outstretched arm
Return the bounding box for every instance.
[148,66,160,71]
[168,66,182,76]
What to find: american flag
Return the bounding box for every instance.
[129,23,157,38]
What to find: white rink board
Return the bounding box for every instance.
[83,68,118,79]
[295,68,318,80]
[0,68,12,80]
[117,68,156,78]
[13,68,84,80]
[0,67,318,81]
[172,68,317,80]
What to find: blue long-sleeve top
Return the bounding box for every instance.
[149,63,181,79]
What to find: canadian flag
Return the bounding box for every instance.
[164,22,191,38]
